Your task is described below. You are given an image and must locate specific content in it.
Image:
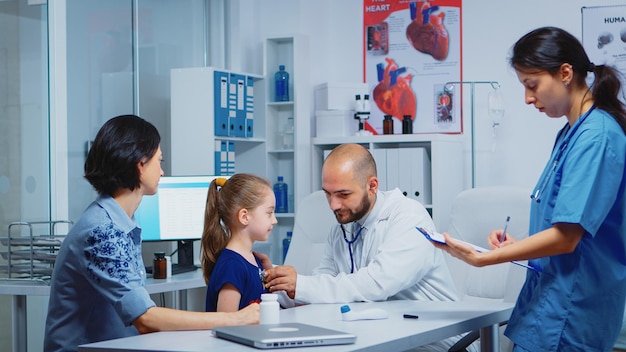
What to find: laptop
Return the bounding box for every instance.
[212,322,357,349]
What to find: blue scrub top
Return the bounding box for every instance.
[506,108,626,351]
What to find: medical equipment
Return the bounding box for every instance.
[341,224,365,273]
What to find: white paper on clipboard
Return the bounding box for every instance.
[417,227,537,271]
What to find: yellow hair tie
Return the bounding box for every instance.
[215,178,228,187]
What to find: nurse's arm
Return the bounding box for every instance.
[441,223,584,267]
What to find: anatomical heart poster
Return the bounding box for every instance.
[364,0,462,134]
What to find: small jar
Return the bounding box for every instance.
[153,251,167,279]
[402,115,413,134]
[260,293,280,324]
[383,115,394,134]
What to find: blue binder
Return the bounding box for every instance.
[213,71,229,137]
[229,73,246,137]
[245,76,255,138]
[214,140,236,175]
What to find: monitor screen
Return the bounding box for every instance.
[135,175,224,241]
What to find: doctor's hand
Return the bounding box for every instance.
[487,230,517,249]
[264,265,297,299]
[433,232,487,268]
[253,251,273,271]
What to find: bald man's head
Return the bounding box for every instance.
[322,144,377,185]
[321,144,379,223]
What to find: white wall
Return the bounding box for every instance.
[235,0,626,193]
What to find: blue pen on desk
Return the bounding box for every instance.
[500,216,510,244]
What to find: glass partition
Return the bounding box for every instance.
[0,0,50,349]
[66,0,209,221]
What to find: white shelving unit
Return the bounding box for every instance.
[312,134,464,232]
[170,66,266,177]
[264,35,310,263]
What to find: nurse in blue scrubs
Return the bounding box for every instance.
[433,26,626,352]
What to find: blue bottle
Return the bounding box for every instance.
[282,231,293,262]
[273,176,288,213]
[274,65,289,102]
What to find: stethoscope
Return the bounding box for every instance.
[340,223,365,274]
[531,104,596,203]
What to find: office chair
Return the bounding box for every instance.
[283,190,336,275]
[444,186,531,352]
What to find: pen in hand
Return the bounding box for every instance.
[500,216,510,245]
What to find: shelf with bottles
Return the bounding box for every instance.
[266,105,294,153]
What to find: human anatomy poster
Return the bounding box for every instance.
[363,0,462,135]
[582,5,626,74]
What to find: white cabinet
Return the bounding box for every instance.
[312,134,464,232]
[264,35,310,263]
[373,147,432,205]
[170,67,266,177]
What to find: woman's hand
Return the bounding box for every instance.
[487,229,516,249]
[432,232,487,267]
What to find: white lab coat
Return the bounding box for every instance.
[277,189,475,352]
[294,188,458,304]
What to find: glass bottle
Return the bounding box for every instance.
[153,252,167,279]
[383,115,394,134]
[402,115,413,134]
[273,176,288,213]
[274,65,289,102]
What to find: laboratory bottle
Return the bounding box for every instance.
[274,65,289,102]
[354,94,363,112]
[273,176,289,213]
[153,252,167,279]
[282,231,293,262]
[363,94,371,113]
[260,293,280,324]
[282,117,294,149]
[402,115,413,134]
[383,115,394,134]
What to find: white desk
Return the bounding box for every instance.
[0,269,206,352]
[78,300,514,352]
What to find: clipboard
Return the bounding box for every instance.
[417,227,537,271]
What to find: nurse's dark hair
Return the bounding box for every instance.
[201,173,271,284]
[510,26,626,133]
[84,114,161,196]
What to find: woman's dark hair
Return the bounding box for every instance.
[84,115,161,196]
[201,173,271,283]
[510,26,626,132]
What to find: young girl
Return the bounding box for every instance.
[202,173,278,312]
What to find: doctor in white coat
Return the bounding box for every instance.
[264,143,463,351]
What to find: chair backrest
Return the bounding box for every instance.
[445,186,531,302]
[283,190,336,275]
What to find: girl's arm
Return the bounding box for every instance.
[216,283,243,312]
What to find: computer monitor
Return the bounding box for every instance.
[135,175,225,274]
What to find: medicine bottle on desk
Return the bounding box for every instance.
[153,252,167,279]
[260,293,280,324]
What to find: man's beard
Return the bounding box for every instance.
[334,191,371,224]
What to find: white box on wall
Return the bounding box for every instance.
[315,82,369,111]
[315,110,358,137]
